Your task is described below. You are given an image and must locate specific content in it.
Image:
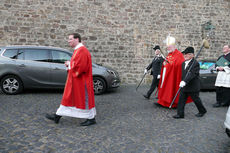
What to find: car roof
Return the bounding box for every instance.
[0,45,72,52]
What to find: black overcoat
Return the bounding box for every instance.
[146,56,164,77]
[181,58,200,92]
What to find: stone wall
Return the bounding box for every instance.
[0,0,230,84]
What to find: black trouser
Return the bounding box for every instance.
[216,87,230,106]
[146,75,159,98]
[177,91,207,116]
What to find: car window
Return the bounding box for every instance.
[17,49,49,62]
[51,50,72,63]
[199,62,215,70]
[2,49,18,59]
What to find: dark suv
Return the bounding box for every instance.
[0,46,120,95]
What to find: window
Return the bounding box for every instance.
[51,50,72,63]
[18,49,49,62]
[2,49,18,59]
[199,62,215,70]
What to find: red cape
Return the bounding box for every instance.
[61,46,95,110]
[157,49,192,108]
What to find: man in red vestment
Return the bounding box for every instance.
[156,36,185,108]
[46,33,96,126]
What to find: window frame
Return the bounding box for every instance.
[50,50,72,64]
[17,48,50,63]
[2,49,19,59]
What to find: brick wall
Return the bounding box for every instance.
[0,0,230,84]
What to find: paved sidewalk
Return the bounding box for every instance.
[0,85,230,153]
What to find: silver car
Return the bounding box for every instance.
[0,46,120,95]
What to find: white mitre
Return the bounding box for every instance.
[164,35,176,46]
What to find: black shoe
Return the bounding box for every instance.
[153,97,158,99]
[45,113,62,124]
[154,103,160,107]
[154,103,161,107]
[221,103,229,107]
[213,103,221,108]
[80,118,96,126]
[80,119,88,125]
[195,111,206,117]
[143,95,150,99]
[173,114,184,119]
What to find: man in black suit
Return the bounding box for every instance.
[143,45,164,99]
[213,45,230,107]
[173,47,207,119]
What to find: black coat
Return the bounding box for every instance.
[146,56,164,77]
[181,58,200,92]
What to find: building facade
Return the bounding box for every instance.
[0,0,230,84]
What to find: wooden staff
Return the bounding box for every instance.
[136,73,147,91]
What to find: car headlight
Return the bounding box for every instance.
[107,69,118,77]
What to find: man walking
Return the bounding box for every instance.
[46,33,96,126]
[143,45,164,99]
[157,35,192,107]
[173,47,207,119]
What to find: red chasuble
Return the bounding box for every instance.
[56,43,96,119]
[157,49,191,108]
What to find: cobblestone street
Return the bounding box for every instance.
[0,85,230,153]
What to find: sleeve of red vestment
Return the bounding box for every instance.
[72,47,89,77]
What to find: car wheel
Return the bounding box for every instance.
[0,75,23,95]
[93,77,106,95]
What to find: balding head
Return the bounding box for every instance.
[223,45,230,54]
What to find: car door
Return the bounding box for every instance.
[203,65,217,89]
[49,50,72,87]
[16,48,51,88]
[200,63,217,89]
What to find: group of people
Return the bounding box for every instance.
[45,32,230,126]
[144,36,230,119]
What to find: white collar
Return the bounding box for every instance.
[74,43,84,50]
[185,59,192,64]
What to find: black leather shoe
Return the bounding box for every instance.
[154,103,162,107]
[153,97,158,99]
[221,103,229,107]
[80,119,88,125]
[213,103,221,107]
[173,114,184,119]
[195,111,206,117]
[80,118,96,126]
[45,113,62,124]
[143,95,150,99]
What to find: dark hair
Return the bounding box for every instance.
[70,33,81,42]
